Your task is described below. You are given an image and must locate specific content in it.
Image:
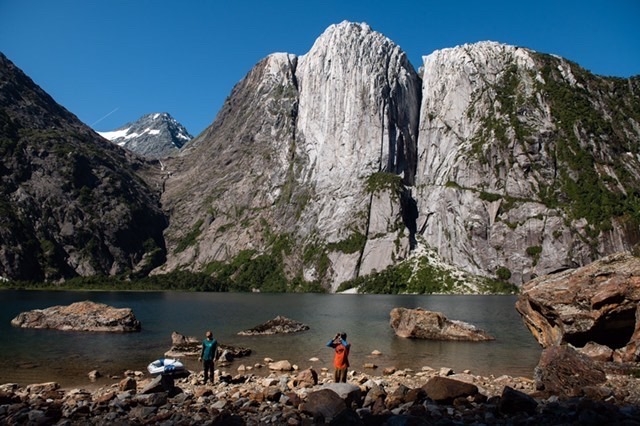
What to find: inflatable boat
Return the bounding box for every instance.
[147,358,187,376]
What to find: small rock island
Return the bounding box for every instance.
[10,300,141,332]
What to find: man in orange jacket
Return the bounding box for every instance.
[326,332,350,382]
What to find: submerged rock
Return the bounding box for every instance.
[10,300,141,332]
[389,307,494,341]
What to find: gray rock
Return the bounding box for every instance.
[498,386,538,415]
[321,382,362,408]
[140,375,164,394]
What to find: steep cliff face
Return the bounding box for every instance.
[159,22,421,290]
[0,53,168,281]
[294,22,421,288]
[415,42,640,283]
[159,24,640,291]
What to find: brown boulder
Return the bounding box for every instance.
[534,345,606,397]
[389,307,494,341]
[515,252,640,361]
[10,301,141,332]
[119,377,137,392]
[422,376,479,403]
[295,367,318,387]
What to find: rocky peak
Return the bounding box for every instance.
[158,21,421,290]
[99,112,192,159]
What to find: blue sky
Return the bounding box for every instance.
[1,1,638,137]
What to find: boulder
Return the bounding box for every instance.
[498,386,538,416]
[362,381,386,408]
[237,315,310,335]
[389,307,494,341]
[534,345,606,397]
[10,301,141,332]
[515,252,640,361]
[321,382,362,408]
[300,388,347,422]
[385,383,410,409]
[119,377,137,392]
[268,360,293,371]
[421,376,479,403]
[295,368,319,387]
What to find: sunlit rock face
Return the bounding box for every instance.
[158,24,640,291]
[414,41,640,284]
[159,22,421,288]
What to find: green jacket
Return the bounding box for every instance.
[201,337,218,361]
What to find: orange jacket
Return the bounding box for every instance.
[328,340,350,368]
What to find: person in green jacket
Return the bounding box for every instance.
[199,330,218,384]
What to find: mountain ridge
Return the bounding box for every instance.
[1,21,639,293]
[0,52,168,282]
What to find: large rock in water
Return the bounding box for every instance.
[10,301,141,332]
[237,315,309,336]
[389,307,494,341]
[515,252,640,362]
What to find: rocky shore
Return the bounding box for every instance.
[2,358,640,425]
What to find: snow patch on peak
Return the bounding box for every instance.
[98,128,130,141]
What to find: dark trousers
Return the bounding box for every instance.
[203,359,214,383]
[334,367,348,383]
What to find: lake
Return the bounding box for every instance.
[0,290,541,388]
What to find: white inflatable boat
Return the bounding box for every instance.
[147,358,186,376]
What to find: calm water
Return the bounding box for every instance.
[0,291,541,388]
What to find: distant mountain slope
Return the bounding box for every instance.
[98,112,192,159]
[0,52,168,281]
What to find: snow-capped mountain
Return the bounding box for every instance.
[98,112,192,159]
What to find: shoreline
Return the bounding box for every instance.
[3,358,640,425]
